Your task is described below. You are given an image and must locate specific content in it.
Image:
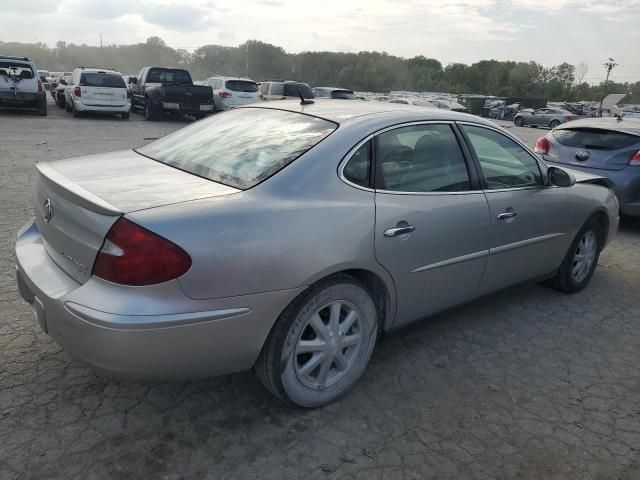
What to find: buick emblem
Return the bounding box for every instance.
[43,198,53,223]
[575,151,590,161]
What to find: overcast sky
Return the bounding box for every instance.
[0,0,638,83]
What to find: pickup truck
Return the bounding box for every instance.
[129,67,214,121]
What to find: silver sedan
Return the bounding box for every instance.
[514,107,579,129]
[16,100,619,407]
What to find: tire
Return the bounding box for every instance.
[514,117,524,127]
[37,99,47,116]
[72,101,81,118]
[121,111,130,120]
[65,100,72,112]
[255,274,379,408]
[550,120,561,129]
[546,218,603,293]
[145,100,160,121]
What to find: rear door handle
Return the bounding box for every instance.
[384,225,416,237]
[497,210,518,221]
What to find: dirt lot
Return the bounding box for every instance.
[1,99,640,480]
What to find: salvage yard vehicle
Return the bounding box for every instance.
[258,80,314,101]
[15,100,618,408]
[203,76,261,111]
[312,87,357,99]
[0,56,47,116]
[514,107,579,128]
[130,67,214,120]
[65,68,131,119]
[53,76,70,108]
[535,117,640,217]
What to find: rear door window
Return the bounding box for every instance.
[225,80,258,92]
[137,108,337,189]
[80,73,126,88]
[553,128,639,150]
[375,124,471,192]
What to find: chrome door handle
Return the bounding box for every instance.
[497,211,518,220]
[384,225,416,237]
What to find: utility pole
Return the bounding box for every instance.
[100,34,103,48]
[246,42,249,78]
[599,58,617,116]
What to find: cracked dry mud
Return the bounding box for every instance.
[1,104,639,479]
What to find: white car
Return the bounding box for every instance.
[203,76,261,112]
[65,68,131,119]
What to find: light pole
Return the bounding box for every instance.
[599,58,617,116]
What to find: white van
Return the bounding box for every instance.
[65,68,131,119]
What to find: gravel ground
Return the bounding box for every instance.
[1,99,639,480]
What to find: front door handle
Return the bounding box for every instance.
[384,225,416,237]
[497,209,518,221]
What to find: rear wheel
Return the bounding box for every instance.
[65,99,72,112]
[547,218,602,293]
[256,275,378,408]
[121,111,130,120]
[514,117,524,127]
[72,101,81,118]
[145,100,160,121]
[37,99,47,116]
[550,120,561,129]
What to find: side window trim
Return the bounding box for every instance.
[457,121,545,191]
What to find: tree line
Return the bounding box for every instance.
[1,37,637,103]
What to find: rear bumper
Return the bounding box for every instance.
[0,91,44,108]
[15,219,303,379]
[73,98,131,113]
[545,159,640,217]
[161,101,214,113]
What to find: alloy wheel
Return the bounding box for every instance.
[572,230,597,283]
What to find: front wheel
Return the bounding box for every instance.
[256,275,378,408]
[514,117,524,127]
[37,99,47,116]
[547,219,602,293]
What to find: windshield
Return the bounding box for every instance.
[225,80,258,92]
[147,68,192,84]
[80,73,126,88]
[137,108,336,189]
[283,82,314,99]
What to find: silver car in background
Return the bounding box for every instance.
[536,117,640,217]
[16,101,618,407]
[514,107,579,129]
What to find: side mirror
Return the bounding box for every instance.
[129,77,137,84]
[547,166,576,187]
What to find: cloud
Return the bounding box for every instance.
[142,4,214,31]
[72,0,130,19]
[218,30,236,40]
[257,0,284,6]
[0,0,59,13]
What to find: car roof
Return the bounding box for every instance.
[78,68,121,74]
[556,117,640,136]
[315,87,353,91]
[242,99,495,125]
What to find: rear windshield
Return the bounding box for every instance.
[331,90,356,100]
[137,108,337,189]
[553,128,639,151]
[0,62,34,79]
[80,73,126,88]
[225,80,258,92]
[147,68,192,84]
[284,83,314,99]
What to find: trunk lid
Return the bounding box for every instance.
[545,126,640,171]
[35,151,239,283]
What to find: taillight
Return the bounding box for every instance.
[93,218,191,286]
[37,80,43,92]
[127,88,132,100]
[534,136,550,154]
[218,90,231,98]
[564,115,577,121]
[74,86,81,97]
[629,150,640,166]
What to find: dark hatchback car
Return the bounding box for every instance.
[536,117,640,217]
